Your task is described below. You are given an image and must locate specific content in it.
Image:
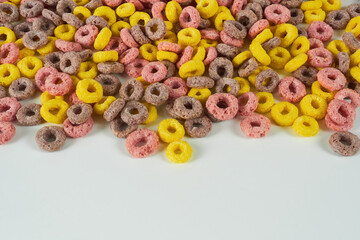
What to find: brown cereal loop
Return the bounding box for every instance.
[95,74,121,96]
[198,18,211,29]
[86,15,108,29]
[255,69,280,92]
[60,51,81,75]
[16,103,42,126]
[110,117,138,138]
[238,57,258,77]
[329,131,360,156]
[187,76,215,88]
[8,77,36,101]
[66,103,93,125]
[144,83,169,106]
[145,18,167,41]
[335,52,350,74]
[215,78,240,96]
[173,96,203,120]
[44,52,63,70]
[262,37,281,52]
[56,0,77,16]
[280,0,302,8]
[77,49,93,61]
[84,0,103,11]
[184,116,212,138]
[235,10,258,29]
[223,20,247,39]
[292,65,318,87]
[0,3,19,23]
[20,0,44,18]
[14,22,33,39]
[325,10,350,30]
[347,4,360,18]
[33,17,55,36]
[97,62,124,74]
[23,30,48,50]
[244,3,263,20]
[119,79,144,101]
[0,85,6,99]
[161,61,176,78]
[208,57,234,80]
[342,32,360,53]
[62,13,84,29]
[288,8,304,25]
[165,100,181,120]
[103,98,126,122]
[131,24,151,45]
[120,101,149,125]
[42,9,63,26]
[216,43,240,59]
[36,126,66,152]
[296,26,308,38]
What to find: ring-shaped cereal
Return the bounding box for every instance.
[292,116,319,137]
[0,27,16,46]
[327,99,356,125]
[0,63,20,87]
[284,53,308,73]
[54,24,76,41]
[0,121,16,145]
[311,81,336,102]
[125,129,159,158]
[271,102,299,126]
[139,44,157,61]
[37,36,57,56]
[0,97,21,122]
[40,91,64,104]
[0,42,19,64]
[35,66,58,92]
[129,11,151,26]
[301,0,323,11]
[94,27,112,51]
[116,3,135,18]
[278,76,307,103]
[304,9,326,24]
[232,50,252,68]
[345,16,360,38]
[158,118,185,143]
[317,68,346,91]
[76,79,103,104]
[268,47,291,69]
[237,92,258,116]
[255,92,275,113]
[196,0,218,19]
[40,99,69,124]
[165,1,182,23]
[334,88,360,109]
[77,61,98,79]
[74,25,99,48]
[93,96,116,115]
[240,113,271,138]
[249,42,271,66]
[63,117,93,138]
[307,21,333,42]
[111,21,131,37]
[17,56,43,78]
[152,2,167,20]
[92,51,118,63]
[142,102,158,125]
[214,12,235,31]
[166,140,193,164]
[248,19,270,39]
[252,28,273,44]
[264,4,291,24]
[350,66,360,83]
[164,77,188,99]
[350,49,360,67]
[177,27,201,47]
[187,88,212,103]
[73,6,91,21]
[327,40,350,56]
[179,6,200,29]
[234,77,250,95]
[321,0,341,12]
[206,93,238,121]
[179,60,205,78]
[290,36,310,56]
[45,72,73,96]
[307,47,334,68]
[93,6,116,26]
[274,23,298,48]
[141,62,167,83]
[299,94,327,120]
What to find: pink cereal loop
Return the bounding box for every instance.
[55,39,82,52]
[102,0,123,7]
[206,93,239,121]
[307,47,334,68]
[240,113,271,138]
[0,121,16,145]
[164,77,188,99]
[325,114,353,132]
[63,117,94,138]
[334,89,360,109]
[307,21,334,42]
[69,91,84,105]
[119,47,140,65]
[75,25,99,48]
[0,97,21,122]
[317,68,346,91]
[35,66,58,92]
[152,2,167,20]
[217,0,233,7]
[125,58,149,78]
[327,99,356,125]
[125,129,159,158]
[308,38,324,49]
[125,0,144,10]
[45,72,73,96]
[204,47,218,65]
[157,41,182,53]
[231,0,246,16]
[200,29,220,40]
[141,62,167,83]
[104,37,128,55]
[176,46,193,69]
[0,43,19,64]
[220,30,244,48]
[248,19,270,39]
[238,92,258,117]
[278,76,306,103]
[179,6,201,29]
[120,28,140,48]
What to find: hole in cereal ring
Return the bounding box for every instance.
[126,86,134,96]
[184,102,193,109]
[238,16,249,26]
[281,107,289,115]
[32,35,40,42]
[151,68,158,74]
[135,138,147,147]
[87,84,96,93]
[103,78,113,85]
[195,91,201,96]
[130,108,139,115]
[167,126,176,133]
[289,82,297,93]
[174,147,182,154]
[65,59,71,68]
[302,69,311,78]
[239,97,249,106]
[193,122,203,128]
[339,135,351,146]
[110,41,119,50]
[45,132,56,143]
[150,88,160,96]
[55,78,63,85]
[303,121,310,127]
[81,30,89,36]
[259,96,267,104]
[328,74,336,81]
[117,121,129,131]
[296,44,302,50]
[73,106,82,115]
[216,100,228,109]
[338,105,348,118]
[274,9,281,15]
[217,66,225,77]
[0,34,7,41]
[171,82,180,89]
[311,100,320,109]
[49,108,60,115]
[250,121,260,127]
[18,84,26,91]
[0,105,10,112]
[316,27,324,34]
[26,62,35,70]
[151,25,158,32]
[3,69,10,77]
[50,55,60,63]
[291,11,298,17]
[25,110,35,117]
[335,13,342,20]
[137,20,145,26]
[279,32,287,38]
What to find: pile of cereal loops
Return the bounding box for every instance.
[0,0,359,161]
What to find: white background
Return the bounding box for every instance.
[1,0,360,239]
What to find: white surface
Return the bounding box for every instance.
[1,1,360,239]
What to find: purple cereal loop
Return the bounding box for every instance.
[20,0,44,19]
[144,82,169,106]
[173,96,203,120]
[35,126,66,152]
[16,103,42,126]
[235,9,258,29]
[208,57,234,80]
[42,9,63,26]
[329,131,360,156]
[94,74,121,96]
[43,52,63,70]
[110,117,138,138]
[325,10,350,30]
[32,17,55,36]
[103,98,126,122]
[56,0,77,16]
[223,20,247,39]
[255,69,280,93]
[335,52,350,74]
[214,77,240,96]
[97,62,125,74]
[346,3,360,18]
[184,116,212,138]
[0,3,19,23]
[23,30,48,50]
[120,101,149,125]
[342,32,360,53]
[66,103,93,125]
[62,13,84,29]
[59,51,81,75]
[287,8,304,25]
[119,78,144,101]
[186,76,214,89]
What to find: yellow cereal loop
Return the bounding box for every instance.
[346,16,360,38]
[214,12,235,31]
[350,66,360,83]
[0,27,15,45]
[177,27,201,47]
[73,6,91,21]
[301,0,322,11]
[249,42,271,66]
[92,51,119,63]
[70,75,81,90]
[192,46,206,61]
[234,77,250,95]
[166,140,193,164]
[196,0,218,19]
[40,99,69,124]
[179,60,205,78]
[94,96,116,115]
[158,118,185,143]
[165,1,182,23]
[76,79,103,104]
[7,0,20,5]
[304,9,326,24]
[248,66,269,85]
[77,61,98,79]
[116,3,136,17]
[155,31,177,44]
[130,11,151,26]
[40,91,64,105]
[199,39,218,48]
[271,102,299,126]
[327,40,350,56]
[350,49,360,67]
[255,92,275,113]
[252,28,273,44]
[164,21,173,31]
[111,21,131,37]
[274,23,298,48]
[73,0,89,6]
[320,0,340,12]
[54,24,76,41]
[156,50,179,63]
[292,116,319,137]
[37,36,57,56]
[94,27,112,51]
[0,63,20,87]
[140,44,158,61]
[269,47,291,69]
[93,6,116,26]
[17,56,43,78]
[15,38,35,59]
[142,102,157,124]
[311,81,336,102]
[284,53,308,73]
[187,88,211,103]
[299,94,327,120]
[290,36,310,56]
[232,50,252,68]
